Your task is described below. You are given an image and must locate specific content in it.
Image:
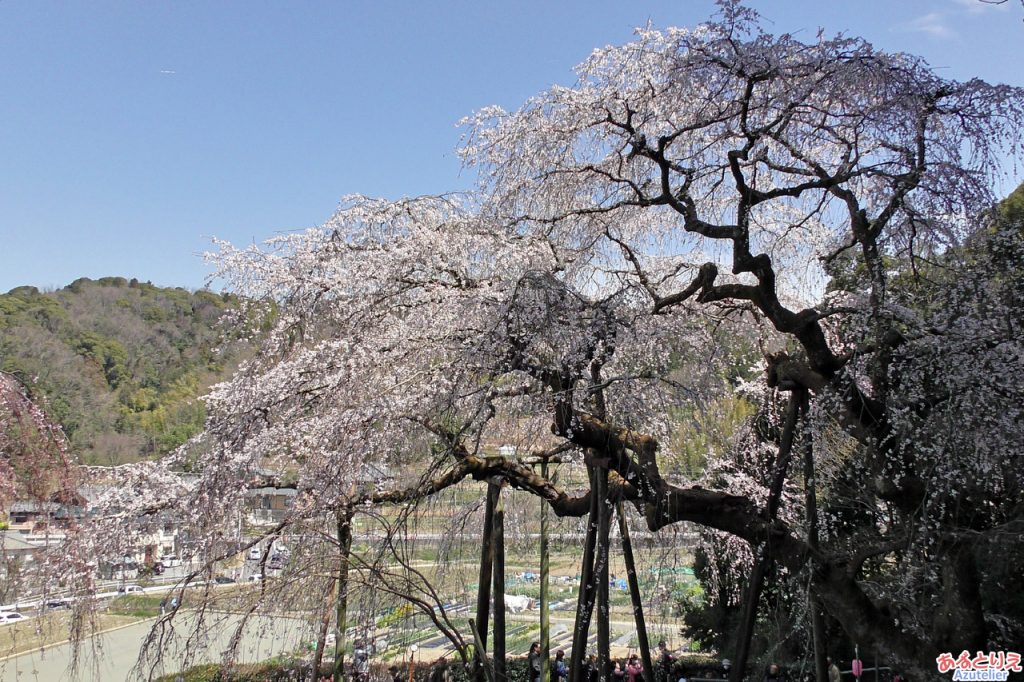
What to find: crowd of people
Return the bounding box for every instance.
[525,640,682,682]
[347,636,906,682]
[522,642,906,682]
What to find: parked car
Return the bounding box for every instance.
[214,575,237,584]
[0,612,29,626]
[109,559,140,581]
[247,546,262,561]
[118,584,144,594]
[160,554,182,568]
[248,574,263,582]
[44,598,72,610]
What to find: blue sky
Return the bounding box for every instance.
[1,0,1021,293]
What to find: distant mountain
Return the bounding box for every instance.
[0,277,253,465]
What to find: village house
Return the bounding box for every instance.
[3,485,183,568]
[245,463,392,527]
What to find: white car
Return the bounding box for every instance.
[160,554,183,568]
[118,584,145,594]
[247,546,262,561]
[0,612,29,626]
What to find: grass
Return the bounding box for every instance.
[506,623,540,654]
[0,612,142,659]
[106,594,165,618]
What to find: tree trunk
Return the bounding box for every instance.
[493,480,507,682]
[570,464,600,682]
[618,502,654,682]
[334,508,354,682]
[475,483,498,682]
[814,566,940,682]
[932,541,987,653]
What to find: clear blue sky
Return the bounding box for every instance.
[1,0,1021,293]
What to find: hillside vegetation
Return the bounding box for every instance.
[0,277,252,465]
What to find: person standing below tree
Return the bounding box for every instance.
[551,649,567,682]
[528,642,542,682]
[429,657,450,682]
[353,640,370,682]
[627,654,644,682]
[657,641,675,682]
[828,658,841,682]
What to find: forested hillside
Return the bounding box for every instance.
[0,277,252,465]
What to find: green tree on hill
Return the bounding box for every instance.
[0,277,252,464]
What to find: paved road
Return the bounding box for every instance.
[0,611,314,682]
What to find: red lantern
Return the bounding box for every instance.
[852,659,863,678]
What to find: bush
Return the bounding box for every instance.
[154,661,320,681]
[158,654,543,682]
[154,664,222,682]
[666,653,726,681]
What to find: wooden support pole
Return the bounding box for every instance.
[540,460,552,682]
[570,463,600,682]
[333,508,354,682]
[595,463,611,682]
[470,618,496,682]
[731,394,802,682]
[801,393,828,682]
[475,483,498,682]
[618,502,654,682]
[312,577,339,680]
[492,480,507,682]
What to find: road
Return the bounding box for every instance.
[1,563,212,614]
[0,611,314,682]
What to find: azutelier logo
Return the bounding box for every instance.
[936,652,1021,681]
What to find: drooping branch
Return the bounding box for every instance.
[348,545,471,665]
